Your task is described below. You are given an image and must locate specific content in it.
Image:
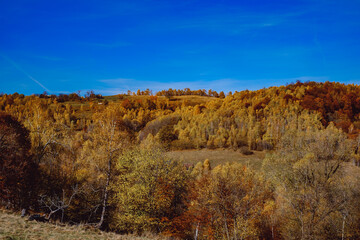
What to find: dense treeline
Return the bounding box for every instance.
[2,81,360,239]
[114,88,226,97]
[155,88,226,98]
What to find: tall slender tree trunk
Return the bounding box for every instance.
[342,214,346,240]
[194,222,199,240]
[98,156,112,229]
[223,215,230,240]
[233,218,237,240]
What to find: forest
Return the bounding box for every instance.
[2,81,360,239]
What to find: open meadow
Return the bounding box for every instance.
[166,149,267,170]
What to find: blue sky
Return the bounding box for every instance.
[1,0,360,95]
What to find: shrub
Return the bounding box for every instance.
[239,146,253,155]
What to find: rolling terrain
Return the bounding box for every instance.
[2,82,360,239]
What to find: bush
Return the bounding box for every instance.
[170,139,194,150]
[239,146,253,155]
[139,114,180,142]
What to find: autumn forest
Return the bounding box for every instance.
[2,81,360,239]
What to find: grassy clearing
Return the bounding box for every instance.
[0,210,166,240]
[166,149,267,170]
[170,95,219,105]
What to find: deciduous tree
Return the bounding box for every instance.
[0,113,38,209]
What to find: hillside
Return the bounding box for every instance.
[0,209,165,240]
[3,82,360,152]
[2,82,360,239]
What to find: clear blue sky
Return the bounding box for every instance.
[1,0,360,95]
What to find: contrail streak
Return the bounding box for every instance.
[0,53,51,93]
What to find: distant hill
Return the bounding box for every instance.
[2,82,360,151]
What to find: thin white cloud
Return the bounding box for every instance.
[83,88,127,96]
[51,90,73,94]
[97,77,242,93]
[1,54,51,93]
[99,78,135,84]
[95,76,329,95]
[99,78,135,92]
[338,79,360,85]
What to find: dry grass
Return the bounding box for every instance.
[0,209,166,240]
[166,148,267,170]
[170,95,219,105]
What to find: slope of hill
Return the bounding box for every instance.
[0,210,165,240]
[2,82,360,239]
